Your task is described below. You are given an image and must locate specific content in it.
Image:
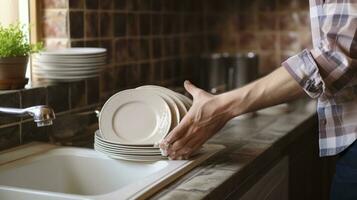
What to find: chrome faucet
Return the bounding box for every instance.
[0,105,55,127]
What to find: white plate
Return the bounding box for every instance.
[38,48,106,56]
[32,78,97,83]
[94,144,161,155]
[33,73,99,79]
[95,147,165,162]
[33,71,100,77]
[94,145,161,155]
[32,67,102,75]
[33,57,106,64]
[94,130,157,148]
[137,85,187,120]
[136,87,180,131]
[35,53,106,59]
[33,65,102,71]
[99,89,172,145]
[95,138,160,151]
[175,92,192,110]
[33,53,106,59]
[33,73,100,78]
[94,129,157,148]
[33,61,106,67]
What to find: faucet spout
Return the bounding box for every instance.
[0,105,55,127]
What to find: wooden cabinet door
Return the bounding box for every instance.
[240,157,289,200]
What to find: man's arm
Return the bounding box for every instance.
[160,66,305,159]
[223,66,305,117]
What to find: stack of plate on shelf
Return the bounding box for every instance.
[95,85,193,161]
[32,48,106,83]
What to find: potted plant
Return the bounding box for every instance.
[0,23,42,89]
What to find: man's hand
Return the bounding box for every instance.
[159,80,232,160]
[159,67,304,160]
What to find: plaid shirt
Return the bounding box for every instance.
[282,0,357,156]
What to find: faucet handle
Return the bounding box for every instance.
[0,105,55,127]
[94,110,100,118]
[26,105,56,127]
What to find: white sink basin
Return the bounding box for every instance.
[0,143,223,200]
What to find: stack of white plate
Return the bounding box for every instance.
[95,85,193,161]
[32,48,106,82]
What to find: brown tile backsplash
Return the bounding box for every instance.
[0,125,21,151]
[114,13,127,37]
[99,0,112,10]
[258,13,277,31]
[258,33,278,51]
[21,87,47,108]
[139,14,151,36]
[85,12,99,38]
[127,39,141,61]
[69,81,86,109]
[280,32,301,51]
[99,12,112,37]
[127,14,139,36]
[279,12,301,31]
[22,120,49,144]
[0,91,21,126]
[114,38,129,63]
[47,84,70,112]
[151,14,162,35]
[85,0,99,10]
[206,0,309,74]
[69,11,84,39]
[49,112,96,144]
[114,0,126,10]
[86,77,100,105]
[69,0,84,9]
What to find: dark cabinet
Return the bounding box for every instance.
[234,122,336,200]
[288,125,336,200]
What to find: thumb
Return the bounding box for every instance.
[184,80,201,97]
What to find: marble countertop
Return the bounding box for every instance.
[150,100,317,200]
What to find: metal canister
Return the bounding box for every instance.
[226,52,259,91]
[199,53,227,94]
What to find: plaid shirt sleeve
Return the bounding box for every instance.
[282,1,357,99]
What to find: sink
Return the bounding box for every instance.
[0,148,168,195]
[0,143,224,200]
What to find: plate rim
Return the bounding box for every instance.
[94,144,161,155]
[37,48,107,56]
[174,92,192,110]
[136,85,187,120]
[95,147,165,162]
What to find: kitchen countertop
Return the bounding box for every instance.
[150,99,317,200]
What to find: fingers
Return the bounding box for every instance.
[160,115,192,148]
[166,129,193,155]
[169,136,204,160]
[184,80,201,98]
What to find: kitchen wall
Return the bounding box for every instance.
[0,0,311,151]
[217,0,311,74]
[41,0,311,96]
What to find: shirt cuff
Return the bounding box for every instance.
[282,49,325,99]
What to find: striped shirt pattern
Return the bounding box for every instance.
[282,0,357,156]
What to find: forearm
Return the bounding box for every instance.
[218,66,305,118]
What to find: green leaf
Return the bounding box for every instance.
[0,22,43,58]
